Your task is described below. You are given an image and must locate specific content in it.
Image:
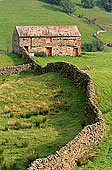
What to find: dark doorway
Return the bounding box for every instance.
[46,47,52,56]
[24,46,28,52]
[73,48,78,56]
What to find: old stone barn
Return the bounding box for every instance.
[12,26,81,56]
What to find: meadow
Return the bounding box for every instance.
[0,53,26,69]
[34,47,112,170]
[0,71,88,169]
[0,0,112,169]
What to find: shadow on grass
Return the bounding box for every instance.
[38,0,63,13]
[6,52,26,66]
[41,4,63,12]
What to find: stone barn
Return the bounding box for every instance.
[12,26,81,56]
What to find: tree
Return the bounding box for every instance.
[81,0,97,8]
[59,0,76,14]
[101,0,112,12]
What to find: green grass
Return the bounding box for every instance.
[34,47,112,169]
[0,0,112,51]
[0,53,26,69]
[0,0,112,169]
[0,71,88,170]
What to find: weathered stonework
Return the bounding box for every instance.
[17,47,104,170]
[0,47,104,170]
[12,26,81,56]
[0,64,31,75]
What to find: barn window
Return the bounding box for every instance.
[24,46,28,52]
[46,37,52,43]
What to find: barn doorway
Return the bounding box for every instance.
[73,48,78,56]
[24,46,28,52]
[46,47,52,56]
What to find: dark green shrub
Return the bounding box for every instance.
[34,51,47,57]
[82,39,104,52]
[101,0,112,12]
[60,0,76,14]
[81,0,97,8]
[47,0,61,5]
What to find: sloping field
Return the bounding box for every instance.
[0,0,112,51]
[0,0,112,169]
[0,71,87,169]
[35,48,112,169]
[0,53,26,69]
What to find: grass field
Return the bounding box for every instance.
[0,71,88,170]
[0,0,112,169]
[0,0,112,51]
[34,48,112,170]
[0,53,26,69]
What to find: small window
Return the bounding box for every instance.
[46,37,52,43]
[24,46,28,52]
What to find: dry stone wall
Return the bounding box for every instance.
[18,47,104,170]
[0,47,104,170]
[0,64,31,75]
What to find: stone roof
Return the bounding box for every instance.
[16,26,81,37]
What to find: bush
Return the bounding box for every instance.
[47,0,61,5]
[34,51,47,57]
[60,0,76,14]
[101,0,112,12]
[81,0,97,8]
[82,39,104,52]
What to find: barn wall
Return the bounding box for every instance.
[12,28,20,54]
[18,36,81,56]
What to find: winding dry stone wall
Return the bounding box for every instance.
[0,64,31,75]
[17,48,104,170]
[0,47,104,169]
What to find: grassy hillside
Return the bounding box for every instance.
[0,0,112,51]
[0,0,112,169]
[34,48,112,170]
[0,71,87,170]
[0,53,26,69]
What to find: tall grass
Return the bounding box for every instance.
[0,71,87,170]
